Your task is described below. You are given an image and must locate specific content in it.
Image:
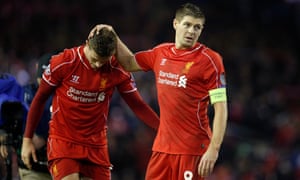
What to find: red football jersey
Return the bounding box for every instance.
[43,45,136,147]
[135,42,226,155]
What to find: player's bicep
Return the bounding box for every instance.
[128,57,143,72]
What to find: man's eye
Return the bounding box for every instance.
[195,25,203,31]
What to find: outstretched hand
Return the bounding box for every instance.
[88,24,115,39]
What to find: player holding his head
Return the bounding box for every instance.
[90,3,228,180]
[21,27,159,180]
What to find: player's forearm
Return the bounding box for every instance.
[115,37,141,72]
[23,97,46,138]
[133,103,159,130]
[208,102,228,151]
[23,80,54,138]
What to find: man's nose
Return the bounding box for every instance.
[95,62,101,68]
[188,27,195,33]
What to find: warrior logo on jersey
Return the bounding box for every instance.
[160,58,167,66]
[182,62,194,74]
[97,92,105,102]
[70,75,80,84]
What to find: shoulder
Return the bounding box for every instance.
[153,42,174,50]
[201,45,222,60]
[51,47,77,64]
[50,47,79,71]
[137,43,173,55]
[198,45,226,74]
[200,45,223,66]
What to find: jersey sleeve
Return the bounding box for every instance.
[135,49,156,71]
[203,50,226,91]
[120,91,159,130]
[23,80,55,138]
[116,73,137,93]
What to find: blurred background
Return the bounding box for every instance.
[0,0,299,179]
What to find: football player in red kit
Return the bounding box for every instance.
[89,3,228,180]
[21,28,159,180]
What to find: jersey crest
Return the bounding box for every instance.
[99,78,107,89]
[182,62,194,74]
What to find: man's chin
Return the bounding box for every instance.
[182,43,194,49]
[91,67,100,71]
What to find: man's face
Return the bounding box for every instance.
[173,15,204,49]
[89,48,112,70]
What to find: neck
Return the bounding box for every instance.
[83,46,91,63]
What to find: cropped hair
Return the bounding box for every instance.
[175,3,205,23]
[88,28,117,57]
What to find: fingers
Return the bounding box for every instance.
[198,159,215,177]
[21,138,35,169]
[21,151,37,170]
[21,155,32,169]
[88,24,114,39]
[32,151,38,163]
[21,148,37,169]
[0,134,8,158]
[0,145,8,158]
[94,24,113,32]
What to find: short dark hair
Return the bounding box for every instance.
[88,28,117,57]
[175,3,205,23]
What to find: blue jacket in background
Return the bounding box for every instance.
[0,73,28,128]
[0,73,51,140]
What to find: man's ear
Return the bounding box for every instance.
[86,39,90,46]
[85,40,91,49]
[173,18,177,30]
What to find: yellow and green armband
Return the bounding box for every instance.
[209,87,227,104]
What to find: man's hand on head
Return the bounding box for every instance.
[88,24,115,39]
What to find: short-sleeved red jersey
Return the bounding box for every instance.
[135,42,226,155]
[43,45,136,147]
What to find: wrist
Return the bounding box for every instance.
[23,137,33,143]
[208,142,221,152]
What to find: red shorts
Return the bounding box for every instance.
[145,152,203,180]
[47,137,111,180]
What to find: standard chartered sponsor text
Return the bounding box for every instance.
[158,70,179,87]
[158,77,177,86]
[159,70,179,79]
[67,87,98,102]
[68,87,98,96]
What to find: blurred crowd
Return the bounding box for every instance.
[0,0,299,179]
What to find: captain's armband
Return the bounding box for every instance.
[209,87,227,104]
